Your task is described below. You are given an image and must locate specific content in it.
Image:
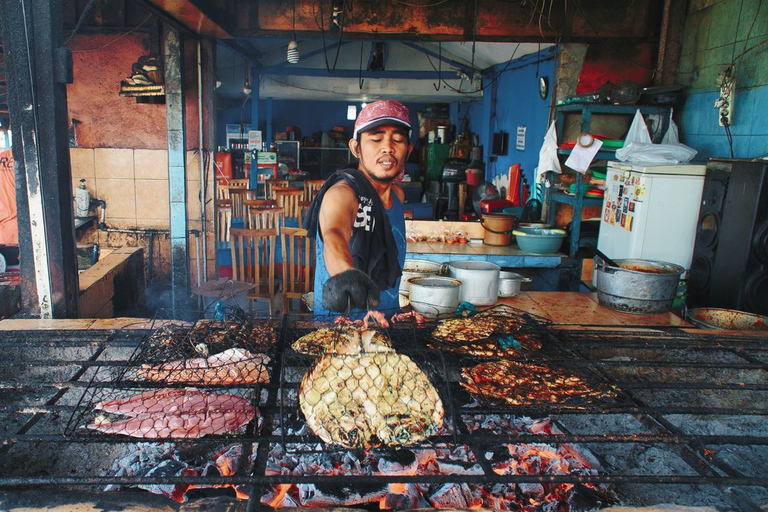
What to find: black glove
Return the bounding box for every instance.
[322,269,380,312]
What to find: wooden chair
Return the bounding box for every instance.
[216,179,249,200]
[246,205,285,232]
[229,188,258,218]
[230,228,279,315]
[264,179,290,200]
[303,179,325,202]
[274,187,304,226]
[281,227,315,312]
[216,199,232,245]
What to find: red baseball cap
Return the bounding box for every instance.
[353,100,412,139]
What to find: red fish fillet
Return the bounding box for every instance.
[87,388,255,438]
[136,348,270,385]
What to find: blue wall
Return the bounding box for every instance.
[676,0,768,159]
[478,47,557,192]
[217,99,432,148]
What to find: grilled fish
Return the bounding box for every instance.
[136,348,270,385]
[88,388,255,438]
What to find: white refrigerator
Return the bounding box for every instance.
[597,161,706,276]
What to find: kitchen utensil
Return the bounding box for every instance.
[684,306,768,331]
[512,227,566,254]
[408,276,461,317]
[445,260,500,306]
[498,271,531,298]
[399,259,444,297]
[594,257,683,314]
[594,248,621,268]
[480,213,516,246]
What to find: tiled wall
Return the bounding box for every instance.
[70,148,216,282]
[677,0,768,159]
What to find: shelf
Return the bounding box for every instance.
[550,192,604,208]
[557,148,619,158]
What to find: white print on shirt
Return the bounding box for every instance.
[353,196,375,232]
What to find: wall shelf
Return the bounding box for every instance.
[546,103,671,259]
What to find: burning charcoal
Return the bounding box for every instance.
[569,483,619,510]
[428,482,480,508]
[297,482,388,507]
[376,449,418,475]
[435,458,484,475]
[262,484,299,508]
[382,483,427,509]
[519,482,545,497]
[135,459,194,503]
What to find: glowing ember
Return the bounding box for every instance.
[262,415,618,509]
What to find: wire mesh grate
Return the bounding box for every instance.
[65,308,279,439]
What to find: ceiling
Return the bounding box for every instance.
[216,38,555,103]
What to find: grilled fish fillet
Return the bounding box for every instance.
[300,352,444,448]
[88,388,255,438]
[136,347,270,385]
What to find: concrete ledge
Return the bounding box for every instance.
[79,246,145,318]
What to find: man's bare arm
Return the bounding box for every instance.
[318,183,358,276]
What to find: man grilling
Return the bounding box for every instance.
[304,100,413,316]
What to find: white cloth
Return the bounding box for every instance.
[536,121,561,184]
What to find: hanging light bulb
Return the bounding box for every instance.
[287,40,300,64]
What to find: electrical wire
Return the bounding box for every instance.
[63,0,96,47]
[260,74,383,98]
[69,15,154,53]
[317,0,347,73]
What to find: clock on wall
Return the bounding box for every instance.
[538,76,549,100]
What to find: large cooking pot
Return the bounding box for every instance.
[445,260,500,306]
[498,271,531,298]
[399,259,444,297]
[594,257,683,314]
[408,276,461,317]
[684,306,768,331]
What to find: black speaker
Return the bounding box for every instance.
[688,159,768,315]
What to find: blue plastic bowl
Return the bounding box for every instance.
[512,227,566,254]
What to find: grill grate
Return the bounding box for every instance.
[0,314,766,509]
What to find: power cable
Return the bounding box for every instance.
[69,15,153,53]
[63,0,96,47]
[317,0,347,73]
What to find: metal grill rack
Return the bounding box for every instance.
[0,316,765,510]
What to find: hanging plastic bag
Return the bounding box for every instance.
[623,109,652,145]
[616,109,697,164]
[536,121,561,183]
[661,108,680,144]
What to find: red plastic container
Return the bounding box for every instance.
[481,199,514,214]
[466,168,484,186]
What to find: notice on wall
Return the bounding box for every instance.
[516,126,526,151]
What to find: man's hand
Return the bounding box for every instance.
[323,269,380,312]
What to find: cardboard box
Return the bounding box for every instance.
[275,132,289,141]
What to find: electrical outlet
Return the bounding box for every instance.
[715,71,735,127]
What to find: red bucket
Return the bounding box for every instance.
[466,168,484,186]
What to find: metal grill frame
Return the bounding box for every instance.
[0,315,766,511]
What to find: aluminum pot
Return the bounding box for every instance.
[594,257,683,314]
[445,260,500,306]
[408,276,461,317]
[684,306,768,331]
[498,271,532,298]
[399,259,444,297]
